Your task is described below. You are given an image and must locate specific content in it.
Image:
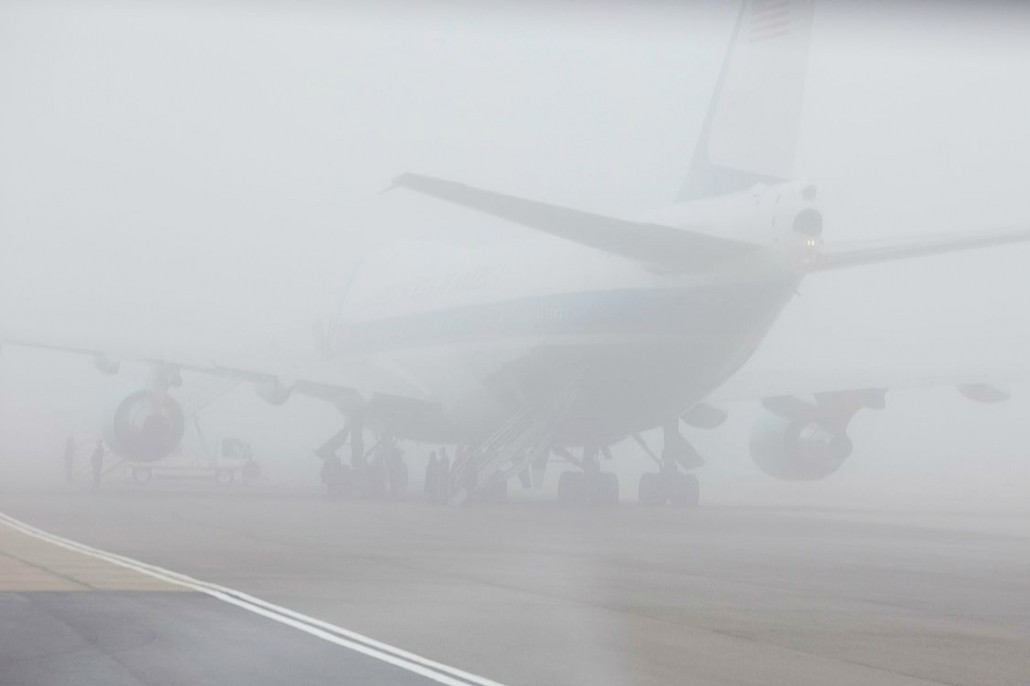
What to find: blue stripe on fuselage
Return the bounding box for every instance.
[334,283,794,354]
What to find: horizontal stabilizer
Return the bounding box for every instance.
[811,224,1030,271]
[391,173,755,271]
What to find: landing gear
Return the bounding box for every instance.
[667,471,700,507]
[556,470,619,506]
[638,472,662,506]
[556,471,580,503]
[321,456,353,499]
[638,470,699,507]
[634,421,703,508]
[316,416,408,500]
[555,446,619,506]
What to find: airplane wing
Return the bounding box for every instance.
[810,224,1030,271]
[1,330,439,413]
[707,367,1017,410]
[389,172,756,271]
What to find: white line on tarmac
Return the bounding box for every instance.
[0,511,507,686]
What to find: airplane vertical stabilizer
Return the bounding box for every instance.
[678,0,815,201]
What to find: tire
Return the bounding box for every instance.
[326,464,353,499]
[668,473,700,508]
[241,460,261,484]
[559,472,587,505]
[638,473,663,506]
[131,467,152,485]
[359,459,387,499]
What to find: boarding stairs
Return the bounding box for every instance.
[446,386,577,505]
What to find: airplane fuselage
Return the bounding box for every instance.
[333,222,803,445]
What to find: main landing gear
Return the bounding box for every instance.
[638,470,700,507]
[555,446,619,506]
[634,421,702,508]
[317,416,408,500]
[425,446,510,505]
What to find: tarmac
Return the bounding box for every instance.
[1,486,1029,685]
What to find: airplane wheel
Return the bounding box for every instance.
[241,460,261,484]
[668,473,700,508]
[599,472,619,506]
[638,473,663,506]
[216,469,235,486]
[326,464,353,499]
[558,471,585,505]
[359,459,387,499]
[131,467,152,485]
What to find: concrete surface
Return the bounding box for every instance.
[0,504,493,686]
[2,488,1029,685]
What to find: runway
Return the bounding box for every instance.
[1,488,1029,686]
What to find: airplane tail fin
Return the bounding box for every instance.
[678,0,816,201]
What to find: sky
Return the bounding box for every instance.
[2,0,1030,505]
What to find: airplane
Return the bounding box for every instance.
[5,0,1030,506]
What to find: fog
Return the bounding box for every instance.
[3,0,1030,506]
[5,3,1030,685]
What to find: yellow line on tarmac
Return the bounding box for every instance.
[0,521,183,592]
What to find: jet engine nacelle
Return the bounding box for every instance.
[103,389,185,463]
[749,414,853,481]
[254,378,292,405]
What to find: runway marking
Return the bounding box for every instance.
[0,511,507,686]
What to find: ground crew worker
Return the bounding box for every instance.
[437,447,450,501]
[90,439,105,488]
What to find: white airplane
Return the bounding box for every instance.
[6,0,1030,506]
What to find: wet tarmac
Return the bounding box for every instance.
[1,488,1028,685]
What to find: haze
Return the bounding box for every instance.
[4,3,1030,686]
[2,0,1030,504]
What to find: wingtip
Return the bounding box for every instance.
[380,172,417,195]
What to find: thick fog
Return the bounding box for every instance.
[2,0,1030,508]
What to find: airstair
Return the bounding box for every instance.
[446,386,578,505]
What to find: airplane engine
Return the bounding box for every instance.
[749,414,852,481]
[103,389,186,463]
[254,378,292,405]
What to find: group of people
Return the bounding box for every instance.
[62,437,107,487]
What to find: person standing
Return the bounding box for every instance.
[62,437,75,483]
[90,439,105,488]
[437,447,450,502]
[424,451,438,501]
